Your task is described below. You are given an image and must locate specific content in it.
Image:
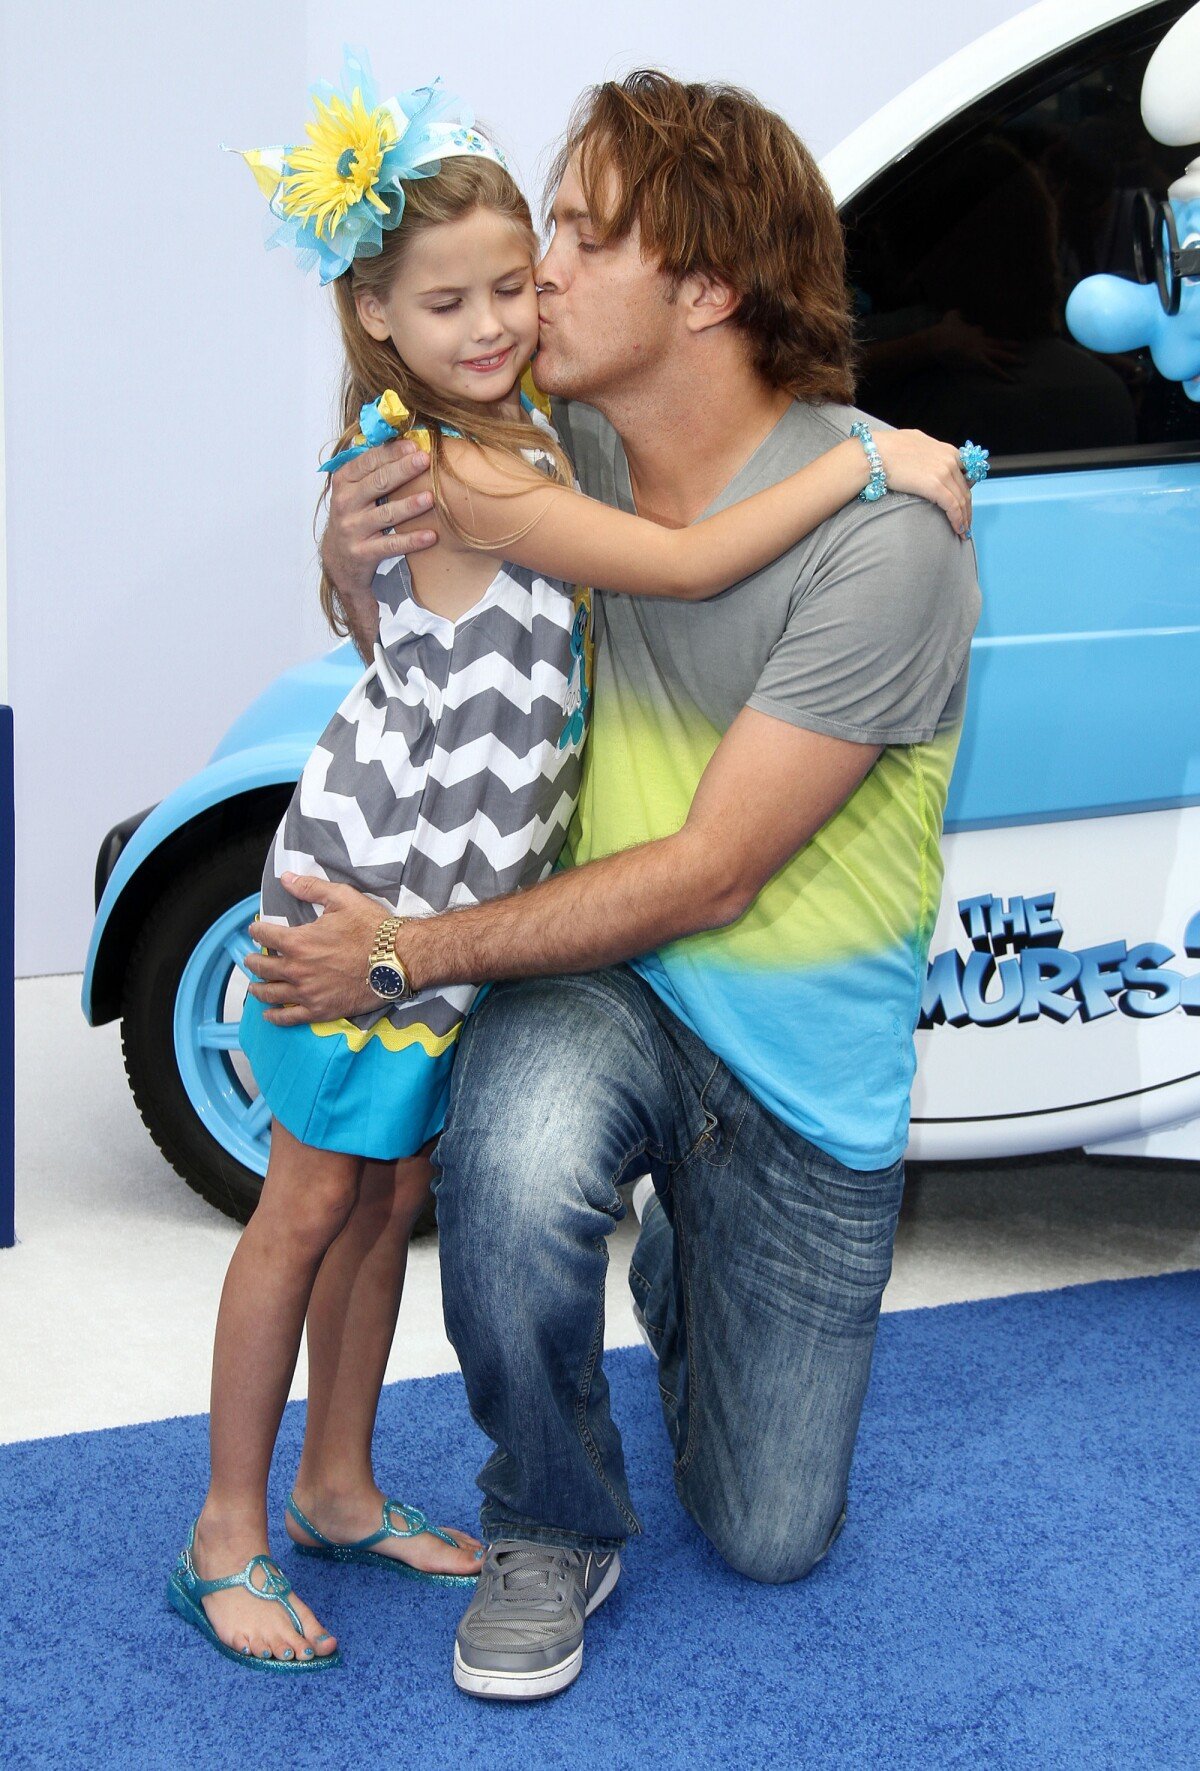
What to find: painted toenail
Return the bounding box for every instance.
[303,1648,315,1659]
[315,1633,333,1644]
[240,1645,251,1655]
[259,1649,272,1659]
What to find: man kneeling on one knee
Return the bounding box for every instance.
[246,69,981,1700]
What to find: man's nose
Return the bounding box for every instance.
[534,242,561,292]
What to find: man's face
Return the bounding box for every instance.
[534,154,681,404]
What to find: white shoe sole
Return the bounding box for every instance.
[630,1298,656,1358]
[630,1175,656,1224]
[453,1552,621,1702]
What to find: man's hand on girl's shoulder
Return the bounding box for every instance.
[321,437,441,599]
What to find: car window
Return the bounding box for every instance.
[844,0,1200,470]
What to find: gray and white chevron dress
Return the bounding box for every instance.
[239,414,592,1159]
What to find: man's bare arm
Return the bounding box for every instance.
[245,709,882,1025]
[338,585,381,665]
[320,437,439,663]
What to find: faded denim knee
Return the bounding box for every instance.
[692,1486,847,1585]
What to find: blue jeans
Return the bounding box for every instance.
[433,965,906,1584]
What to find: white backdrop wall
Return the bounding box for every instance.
[1,0,1033,977]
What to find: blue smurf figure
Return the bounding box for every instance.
[1067,3,1200,398]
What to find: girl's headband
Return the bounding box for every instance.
[229,49,510,284]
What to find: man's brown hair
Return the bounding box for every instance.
[547,70,856,404]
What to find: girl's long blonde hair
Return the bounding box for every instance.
[318,156,572,635]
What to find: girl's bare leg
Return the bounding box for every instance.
[191,1120,362,1661]
[287,1146,481,1575]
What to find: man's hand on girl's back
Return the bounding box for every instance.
[245,876,383,1025]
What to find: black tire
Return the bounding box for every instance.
[121,819,277,1223]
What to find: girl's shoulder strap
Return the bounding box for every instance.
[428,394,535,443]
[517,399,565,476]
[520,366,553,420]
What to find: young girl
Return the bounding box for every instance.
[171,59,975,1672]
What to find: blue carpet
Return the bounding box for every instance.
[2,1273,1198,1770]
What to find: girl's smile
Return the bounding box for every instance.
[460,343,518,375]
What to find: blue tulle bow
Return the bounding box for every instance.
[243,50,509,285]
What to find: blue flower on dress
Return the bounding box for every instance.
[557,600,592,750]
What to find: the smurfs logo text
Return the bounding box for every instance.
[919,894,1200,1029]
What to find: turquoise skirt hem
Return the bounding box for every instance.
[239,994,454,1161]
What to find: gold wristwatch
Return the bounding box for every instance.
[367,915,414,1003]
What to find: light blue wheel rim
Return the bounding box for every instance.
[172,894,270,1177]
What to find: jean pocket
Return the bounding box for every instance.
[678,1062,748,1171]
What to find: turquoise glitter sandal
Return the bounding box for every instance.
[166,1522,341,1670]
[286,1492,481,1588]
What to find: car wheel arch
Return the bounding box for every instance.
[87,785,292,1026]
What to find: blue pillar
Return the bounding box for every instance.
[0,707,13,1247]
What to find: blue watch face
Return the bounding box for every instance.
[369,963,406,999]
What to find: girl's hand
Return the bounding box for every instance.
[873,429,974,538]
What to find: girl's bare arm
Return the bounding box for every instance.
[429,430,970,601]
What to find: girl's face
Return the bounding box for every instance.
[355,206,539,410]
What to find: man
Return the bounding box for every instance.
[246,71,981,1700]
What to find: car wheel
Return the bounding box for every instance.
[120,820,441,1231]
[120,821,277,1222]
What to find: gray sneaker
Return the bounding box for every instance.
[453,1540,621,1701]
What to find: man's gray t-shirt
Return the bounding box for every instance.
[558,397,981,1170]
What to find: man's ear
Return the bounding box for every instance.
[679,273,741,336]
[354,286,392,343]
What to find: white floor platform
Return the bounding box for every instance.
[2,974,1198,1445]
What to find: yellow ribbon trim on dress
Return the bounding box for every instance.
[344,389,433,454]
[521,365,552,419]
[310,1015,462,1057]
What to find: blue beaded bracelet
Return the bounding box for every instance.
[851,421,887,502]
[958,439,990,486]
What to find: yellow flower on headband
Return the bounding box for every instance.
[281,87,398,241]
[229,49,512,284]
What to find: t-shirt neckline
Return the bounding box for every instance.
[616,399,802,526]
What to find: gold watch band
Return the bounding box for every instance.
[369,916,408,968]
